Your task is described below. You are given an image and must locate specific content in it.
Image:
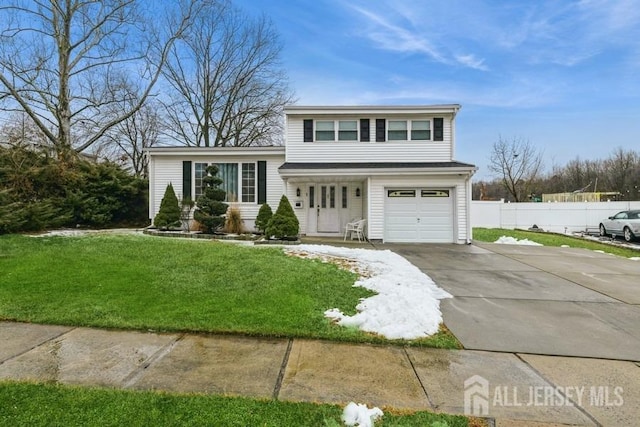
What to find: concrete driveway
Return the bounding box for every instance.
[385,243,640,361]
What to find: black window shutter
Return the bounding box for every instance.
[257,161,267,204]
[360,119,370,142]
[434,118,444,141]
[375,119,386,142]
[303,119,313,142]
[182,161,192,200]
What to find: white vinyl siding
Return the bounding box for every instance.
[148,153,285,231]
[286,115,453,163]
[150,158,183,220]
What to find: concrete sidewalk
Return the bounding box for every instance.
[1,321,638,426]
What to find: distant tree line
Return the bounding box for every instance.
[475,145,640,202]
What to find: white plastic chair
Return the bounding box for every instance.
[344,219,366,242]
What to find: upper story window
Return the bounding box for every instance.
[304,117,443,142]
[388,120,431,141]
[411,120,431,140]
[312,120,358,141]
[388,121,407,140]
[315,121,335,141]
[338,120,357,140]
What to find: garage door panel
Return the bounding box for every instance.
[385,188,453,243]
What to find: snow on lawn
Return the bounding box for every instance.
[494,236,543,246]
[342,402,383,427]
[285,245,451,340]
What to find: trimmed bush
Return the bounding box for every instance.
[266,195,299,239]
[193,164,228,234]
[224,206,244,234]
[255,203,272,233]
[154,183,181,229]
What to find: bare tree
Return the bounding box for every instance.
[488,136,544,202]
[101,97,162,178]
[0,0,199,160]
[602,147,640,199]
[0,111,50,149]
[162,0,294,147]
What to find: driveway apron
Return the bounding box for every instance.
[385,243,640,361]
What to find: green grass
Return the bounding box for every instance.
[473,228,640,258]
[0,382,471,427]
[0,234,458,347]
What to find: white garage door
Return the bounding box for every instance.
[384,189,454,243]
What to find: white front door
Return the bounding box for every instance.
[317,184,340,232]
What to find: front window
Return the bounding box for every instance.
[195,163,208,199]
[241,163,255,203]
[195,162,239,202]
[388,120,408,140]
[411,120,431,140]
[338,120,357,141]
[315,121,335,141]
[215,163,238,202]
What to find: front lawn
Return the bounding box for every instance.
[0,382,473,427]
[0,234,458,347]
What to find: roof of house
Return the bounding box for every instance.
[283,105,462,116]
[279,161,477,177]
[145,146,285,156]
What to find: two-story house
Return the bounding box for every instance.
[146,105,477,243]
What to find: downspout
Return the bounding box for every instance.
[466,169,477,244]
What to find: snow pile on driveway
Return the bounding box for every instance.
[286,245,451,340]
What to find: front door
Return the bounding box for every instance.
[317,184,340,232]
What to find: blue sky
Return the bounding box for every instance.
[235,0,640,180]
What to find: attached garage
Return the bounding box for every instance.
[384,188,454,243]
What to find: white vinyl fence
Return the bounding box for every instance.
[471,200,640,234]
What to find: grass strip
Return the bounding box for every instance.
[0,382,472,427]
[472,228,640,259]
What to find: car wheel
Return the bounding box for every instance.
[599,224,607,237]
[623,227,634,242]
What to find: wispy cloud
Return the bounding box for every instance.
[455,54,489,71]
[347,5,447,64]
[345,3,491,72]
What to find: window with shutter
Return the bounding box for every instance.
[375,119,386,142]
[303,119,313,142]
[360,119,370,142]
[434,118,444,141]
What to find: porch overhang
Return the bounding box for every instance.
[278,161,477,178]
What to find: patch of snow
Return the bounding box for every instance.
[342,402,383,427]
[561,244,570,248]
[631,257,640,261]
[286,245,451,340]
[494,236,543,246]
[29,228,142,237]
